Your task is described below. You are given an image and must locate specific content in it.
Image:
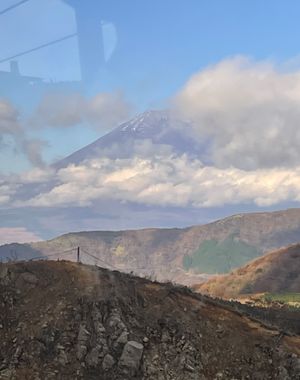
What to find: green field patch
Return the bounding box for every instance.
[183,237,261,274]
[262,293,300,304]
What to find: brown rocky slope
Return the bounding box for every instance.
[196,244,300,299]
[0,260,299,379]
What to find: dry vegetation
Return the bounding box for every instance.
[195,244,300,299]
[0,260,299,379]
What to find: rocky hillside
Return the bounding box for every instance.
[0,260,299,380]
[2,209,300,284]
[196,244,300,299]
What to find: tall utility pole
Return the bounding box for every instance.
[63,0,104,85]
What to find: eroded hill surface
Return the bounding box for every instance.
[0,260,299,380]
[196,244,300,299]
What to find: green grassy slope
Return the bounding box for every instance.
[183,237,261,274]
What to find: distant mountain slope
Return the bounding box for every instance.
[55,110,203,168]
[1,209,300,284]
[196,244,300,298]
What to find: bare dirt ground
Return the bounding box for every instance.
[0,260,299,379]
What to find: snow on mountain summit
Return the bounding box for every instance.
[56,110,203,168]
[120,110,170,133]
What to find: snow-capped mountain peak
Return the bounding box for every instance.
[56,109,203,168]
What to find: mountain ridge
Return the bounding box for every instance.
[2,208,300,285]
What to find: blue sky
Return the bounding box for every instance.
[1,0,300,171]
[3,0,300,241]
[1,0,300,96]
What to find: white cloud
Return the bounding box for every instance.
[0,99,22,154]
[32,93,83,128]
[32,91,132,131]
[0,227,41,245]
[85,92,132,130]
[0,181,18,206]
[0,99,46,167]
[0,99,21,136]
[21,139,49,168]
[174,56,300,170]
[11,155,300,209]
[19,167,56,184]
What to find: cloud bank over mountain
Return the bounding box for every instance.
[1,155,300,210]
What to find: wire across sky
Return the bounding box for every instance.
[0,33,77,64]
[0,0,31,16]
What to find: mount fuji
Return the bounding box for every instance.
[56,110,205,167]
[1,109,294,240]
